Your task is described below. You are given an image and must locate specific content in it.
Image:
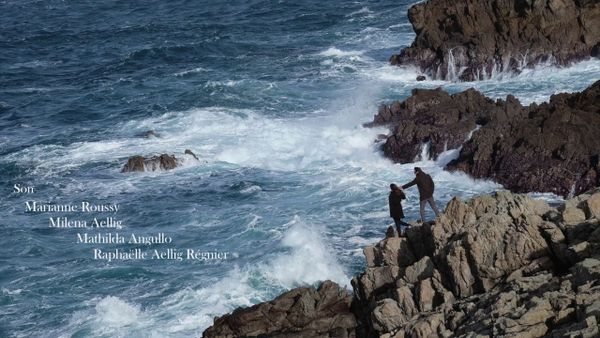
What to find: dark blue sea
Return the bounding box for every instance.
[1,0,598,337]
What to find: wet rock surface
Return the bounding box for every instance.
[121,154,179,172]
[203,190,600,338]
[121,150,201,172]
[390,0,600,80]
[367,80,600,197]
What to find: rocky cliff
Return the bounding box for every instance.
[352,190,600,337]
[390,0,600,80]
[367,80,600,197]
[203,190,600,337]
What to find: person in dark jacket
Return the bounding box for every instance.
[389,183,410,235]
[402,167,440,223]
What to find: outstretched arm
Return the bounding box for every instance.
[402,179,416,190]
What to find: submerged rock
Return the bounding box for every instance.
[121,149,202,173]
[391,0,600,80]
[121,154,178,172]
[136,130,160,138]
[367,81,600,197]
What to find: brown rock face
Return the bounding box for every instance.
[365,87,525,164]
[447,80,600,196]
[368,80,600,197]
[391,0,600,81]
[121,154,179,172]
[202,280,356,338]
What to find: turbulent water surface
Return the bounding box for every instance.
[1,0,599,337]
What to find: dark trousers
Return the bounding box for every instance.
[393,217,410,235]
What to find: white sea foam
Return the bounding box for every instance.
[318,47,364,57]
[347,6,373,17]
[174,67,207,76]
[265,218,349,287]
[70,218,349,337]
[95,296,141,328]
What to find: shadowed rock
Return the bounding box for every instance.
[391,0,600,80]
[367,80,600,197]
[184,149,199,160]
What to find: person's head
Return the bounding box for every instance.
[390,183,398,191]
[414,167,422,175]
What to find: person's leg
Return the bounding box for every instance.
[428,197,441,217]
[419,199,427,222]
[393,217,402,235]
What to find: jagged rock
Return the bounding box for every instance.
[563,205,587,225]
[371,299,407,333]
[385,226,397,238]
[121,154,179,172]
[366,81,600,197]
[402,256,435,285]
[365,87,517,164]
[402,313,450,338]
[448,82,600,196]
[404,223,434,260]
[363,246,377,268]
[204,191,600,338]
[391,0,600,80]
[352,191,600,337]
[202,280,356,338]
[572,258,600,287]
[353,266,401,303]
[184,149,199,160]
[416,75,426,81]
[585,192,600,219]
[362,238,415,269]
[380,238,415,267]
[393,286,418,318]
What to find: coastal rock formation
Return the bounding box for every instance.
[121,154,179,172]
[390,0,600,80]
[364,87,525,164]
[202,190,600,338]
[368,81,600,197]
[121,150,201,172]
[352,190,600,337]
[203,280,357,338]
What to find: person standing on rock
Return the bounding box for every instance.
[389,184,410,235]
[402,167,440,223]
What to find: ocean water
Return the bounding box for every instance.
[1,0,598,337]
